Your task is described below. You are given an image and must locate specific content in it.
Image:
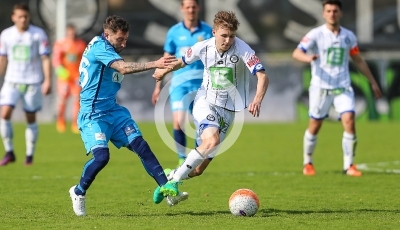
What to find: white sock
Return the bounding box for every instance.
[25,123,38,156]
[303,130,317,165]
[342,132,357,170]
[172,149,204,182]
[0,119,13,152]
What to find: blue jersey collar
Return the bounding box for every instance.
[181,20,202,33]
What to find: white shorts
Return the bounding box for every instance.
[0,82,43,112]
[193,95,235,157]
[308,85,355,119]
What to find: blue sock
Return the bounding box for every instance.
[129,136,168,186]
[173,129,186,159]
[75,147,110,196]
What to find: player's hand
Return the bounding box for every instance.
[248,100,262,117]
[371,83,383,99]
[41,79,51,95]
[152,88,160,105]
[153,68,167,82]
[308,54,318,63]
[155,55,177,69]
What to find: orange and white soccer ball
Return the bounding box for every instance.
[228,188,260,217]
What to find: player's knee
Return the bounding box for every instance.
[129,136,154,159]
[92,147,110,166]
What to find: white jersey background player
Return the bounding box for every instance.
[0,3,51,166]
[153,11,269,183]
[292,0,382,176]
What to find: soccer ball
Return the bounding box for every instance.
[228,188,260,217]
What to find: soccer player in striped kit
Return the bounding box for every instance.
[0,3,51,166]
[152,11,269,195]
[292,0,382,176]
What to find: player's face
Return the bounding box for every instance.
[66,27,77,40]
[12,9,30,31]
[105,30,129,53]
[323,4,342,26]
[213,26,236,52]
[181,0,200,22]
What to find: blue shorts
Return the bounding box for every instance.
[78,105,142,154]
[169,79,202,112]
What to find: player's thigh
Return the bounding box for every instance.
[308,86,334,119]
[109,106,143,149]
[0,83,21,107]
[193,97,220,143]
[78,113,113,154]
[23,84,42,113]
[333,87,355,115]
[57,80,70,100]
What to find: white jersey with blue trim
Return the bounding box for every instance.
[297,24,358,89]
[0,25,50,84]
[182,37,265,111]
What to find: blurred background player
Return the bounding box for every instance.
[0,3,51,166]
[153,11,269,192]
[52,24,86,134]
[292,0,382,176]
[151,0,212,167]
[69,15,186,216]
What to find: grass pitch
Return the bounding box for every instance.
[0,122,399,229]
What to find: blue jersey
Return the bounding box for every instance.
[78,35,124,113]
[164,21,212,85]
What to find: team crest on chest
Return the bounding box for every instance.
[198,36,204,42]
[344,37,350,45]
[230,55,239,63]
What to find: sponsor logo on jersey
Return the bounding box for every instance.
[230,55,239,63]
[255,63,264,71]
[186,48,192,58]
[301,36,310,43]
[247,55,260,67]
[124,124,137,136]
[206,114,215,121]
[95,133,106,141]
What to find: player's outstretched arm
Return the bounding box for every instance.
[351,54,382,98]
[152,58,186,82]
[248,71,269,117]
[292,48,318,63]
[110,55,177,75]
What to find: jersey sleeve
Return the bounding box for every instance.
[297,29,317,52]
[93,42,123,67]
[0,32,6,56]
[348,32,360,56]
[39,30,50,56]
[182,41,202,65]
[238,40,265,75]
[163,29,176,55]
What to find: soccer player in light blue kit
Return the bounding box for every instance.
[68,15,187,216]
[152,0,212,167]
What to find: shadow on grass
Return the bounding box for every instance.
[97,208,400,217]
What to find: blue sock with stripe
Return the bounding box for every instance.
[75,147,110,196]
[129,136,168,186]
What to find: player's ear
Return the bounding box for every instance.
[212,29,216,36]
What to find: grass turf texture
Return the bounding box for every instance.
[0,122,399,229]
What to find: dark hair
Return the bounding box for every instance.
[322,0,342,10]
[103,15,130,33]
[13,2,30,14]
[66,23,76,30]
[181,0,199,6]
[213,11,240,31]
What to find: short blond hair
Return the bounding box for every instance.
[213,11,240,31]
